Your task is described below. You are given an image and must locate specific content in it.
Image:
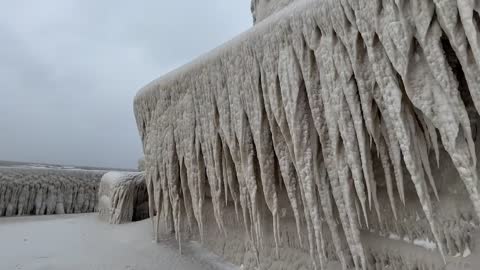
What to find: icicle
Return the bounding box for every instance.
[223,152,229,207]
[424,117,440,167]
[154,171,162,242]
[179,160,194,232]
[178,196,182,254]
[269,118,305,249]
[223,142,240,221]
[413,119,440,201]
[354,196,363,228]
[145,170,160,229]
[317,162,348,270]
[377,135,398,221]
[371,177,382,226]
[239,114,262,249]
[209,133,227,235]
[371,83,406,207]
[196,142,206,243]
[337,143,366,270]
[297,178,319,270]
[231,137,252,243]
[418,113,433,153]
[164,129,182,247]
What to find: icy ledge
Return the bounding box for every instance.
[134,0,480,269]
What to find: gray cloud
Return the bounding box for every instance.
[0,1,251,169]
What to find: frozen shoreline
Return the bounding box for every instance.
[0,214,238,270]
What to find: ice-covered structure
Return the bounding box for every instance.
[0,167,103,216]
[134,0,480,269]
[98,171,149,224]
[251,0,296,23]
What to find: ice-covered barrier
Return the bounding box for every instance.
[134,0,480,269]
[0,167,102,216]
[98,171,148,224]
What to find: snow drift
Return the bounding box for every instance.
[98,171,149,224]
[0,167,103,216]
[134,0,480,269]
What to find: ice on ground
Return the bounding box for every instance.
[0,214,238,270]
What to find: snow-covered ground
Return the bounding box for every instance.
[0,214,239,270]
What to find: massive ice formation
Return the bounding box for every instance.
[98,171,149,224]
[134,0,480,269]
[0,167,102,216]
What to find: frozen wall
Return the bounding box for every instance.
[0,167,103,216]
[98,171,148,224]
[134,0,480,269]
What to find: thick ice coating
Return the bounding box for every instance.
[0,167,103,216]
[134,0,480,269]
[98,171,149,224]
[251,0,297,23]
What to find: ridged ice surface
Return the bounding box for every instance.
[0,167,103,216]
[134,0,480,269]
[98,171,148,224]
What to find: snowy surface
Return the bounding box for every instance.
[0,214,238,270]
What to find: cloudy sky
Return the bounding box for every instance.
[0,1,251,169]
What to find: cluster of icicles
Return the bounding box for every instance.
[135,0,480,269]
[0,168,102,216]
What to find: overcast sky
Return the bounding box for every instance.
[0,1,251,169]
